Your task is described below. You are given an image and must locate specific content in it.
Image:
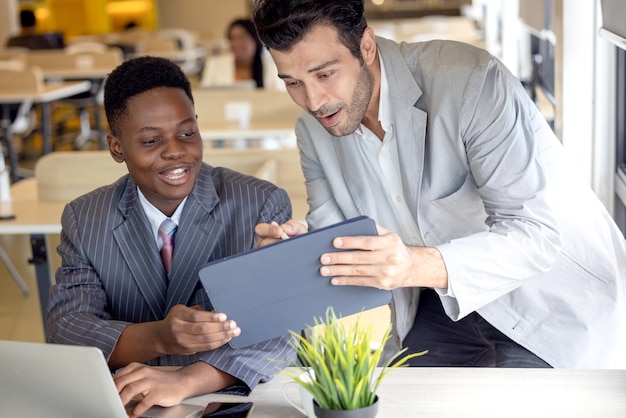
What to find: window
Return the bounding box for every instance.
[614,47,626,234]
[598,0,626,234]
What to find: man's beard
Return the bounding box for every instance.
[315,64,374,137]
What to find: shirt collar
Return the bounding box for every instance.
[356,51,392,137]
[378,52,392,134]
[137,186,186,230]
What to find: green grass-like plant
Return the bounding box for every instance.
[288,307,427,411]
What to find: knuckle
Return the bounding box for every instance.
[380,278,394,290]
[351,265,364,276]
[386,253,399,265]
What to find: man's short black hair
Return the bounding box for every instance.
[104,56,193,137]
[19,10,36,28]
[252,0,367,63]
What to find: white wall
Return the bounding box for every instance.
[156,0,251,40]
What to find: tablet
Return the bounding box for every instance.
[198,216,392,349]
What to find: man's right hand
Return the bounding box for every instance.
[254,219,307,247]
[156,305,240,355]
[109,305,240,369]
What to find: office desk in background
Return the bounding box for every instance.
[193,88,301,149]
[0,179,64,319]
[0,80,91,161]
[185,367,626,417]
[0,80,90,104]
[40,68,116,152]
[26,49,123,151]
[198,119,297,148]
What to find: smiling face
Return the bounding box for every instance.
[270,24,379,137]
[107,87,203,216]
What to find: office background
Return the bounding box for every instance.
[1,0,625,342]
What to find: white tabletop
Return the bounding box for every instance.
[192,88,299,146]
[198,121,295,141]
[198,119,296,148]
[0,179,64,234]
[0,80,94,156]
[0,80,91,103]
[138,47,206,62]
[184,367,626,417]
[43,68,112,80]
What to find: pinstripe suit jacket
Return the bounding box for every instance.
[46,163,295,392]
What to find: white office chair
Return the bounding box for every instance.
[0,64,39,182]
[0,59,36,150]
[153,28,204,75]
[0,61,32,295]
[52,48,123,150]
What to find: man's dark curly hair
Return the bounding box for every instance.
[252,0,367,64]
[104,56,194,137]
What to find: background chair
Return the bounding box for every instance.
[136,37,178,54]
[27,48,123,150]
[0,64,42,182]
[64,41,109,54]
[0,56,36,178]
[0,65,34,295]
[58,47,121,150]
[134,28,205,76]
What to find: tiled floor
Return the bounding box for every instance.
[0,234,55,343]
[1,125,69,343]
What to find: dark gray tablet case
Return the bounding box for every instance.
[198,216,392,349]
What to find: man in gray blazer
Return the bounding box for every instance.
[253,0,626,368]
[46,56,295,417]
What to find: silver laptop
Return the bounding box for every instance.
[0,340,203,418]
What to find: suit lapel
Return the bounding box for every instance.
[395,105,426,222]
[112,179,167,319]
[109,166,226,317]
[334,38,427,224]
[379,37,427,223]
[165,166,221,312]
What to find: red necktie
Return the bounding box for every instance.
[158,219,177,275]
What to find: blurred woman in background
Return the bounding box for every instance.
[200,18,282,90]
[228,18,264,87]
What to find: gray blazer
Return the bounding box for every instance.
[46,163,295,392]
[295,37,626,368]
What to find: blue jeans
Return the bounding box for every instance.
[402,289,552,368]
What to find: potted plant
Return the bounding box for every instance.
[287,307,427,417]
